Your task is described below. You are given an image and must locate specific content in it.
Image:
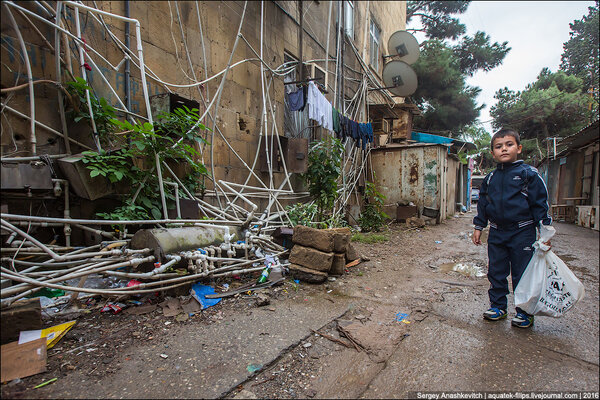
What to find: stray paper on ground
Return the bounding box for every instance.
[18,321,77,349]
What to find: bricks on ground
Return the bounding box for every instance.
[289,225,359,282]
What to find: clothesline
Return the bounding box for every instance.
[287,81,374,149]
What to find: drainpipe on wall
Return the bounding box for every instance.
[124,0,131,124]
[298,0,303,84]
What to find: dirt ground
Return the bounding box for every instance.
[2,211,598,399]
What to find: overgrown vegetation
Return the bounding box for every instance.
[301,136,345,227]
[69,81,211,224]
[358,179,389,232]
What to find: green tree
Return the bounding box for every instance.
[560,1,599,109]
[407,1,510,132]
[412,40,482,133]
[490,69,593,164]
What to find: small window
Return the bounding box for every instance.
[369,19,381,71]
[344,1,354,39]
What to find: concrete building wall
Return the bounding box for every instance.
[1,1,407,214]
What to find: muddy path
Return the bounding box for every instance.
[2,212,598,399]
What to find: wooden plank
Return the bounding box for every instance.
[1,337,47,382]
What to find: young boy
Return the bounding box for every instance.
[472,128,552,328]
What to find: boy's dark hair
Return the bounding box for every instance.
[491,128,521,146]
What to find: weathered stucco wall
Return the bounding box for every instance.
[1,1,407,214]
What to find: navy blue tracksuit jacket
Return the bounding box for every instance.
[473,160,552,312]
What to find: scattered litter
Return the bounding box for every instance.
[164,321,172,326]
[126,279,142,287]
[101,302,128,314]
[439,262,485,277]
[394,312,411,324]
[294,280,300,284]
[181,298,202,315]
[255,293,270,307]
[190,283,222,310]
[327,290,333,293]
[434,241,442,244]
[175,313,189,322]
[159,353,169,359]
[345,259,360,268]
[327,277,336,281]
[85,348,97,352]
[33,377,57,389]
[247,363,263,373]
[160,297,183,317]
[18,321,77,349]
[29,288,65,299]
[123,304,157,315]
[1,337,47,382]
[302,342,312,348]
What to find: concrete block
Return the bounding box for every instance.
[330,253,346,276]
[289,264,328,284]
[292,225,335,253]
[328,227,351,253]
[1,298,42,345]
[346,243,360,263]
[289,245,333,272]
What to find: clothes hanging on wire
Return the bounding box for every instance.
[286,86,306,111]
[307,81,333,131]
[332,107,341,138]
[358,123,374,150]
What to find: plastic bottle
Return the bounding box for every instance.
[257,264,271,284]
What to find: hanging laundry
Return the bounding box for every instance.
[349,119,360,147]
[307,81,333,131]
[340,115,350,139]
[366,122,374,144]
[332,107,341,138]
[359,123,369,150]
[287,86,306,111]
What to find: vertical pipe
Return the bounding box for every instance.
[74,6,102,152]
[54,2,71,154]
[298,0,303,84]
[124,0,132,121]
[4,4,36,155]
[325,1,332,89]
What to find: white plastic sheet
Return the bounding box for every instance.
[515,225,585,317]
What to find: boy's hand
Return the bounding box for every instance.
[472,229,482,245]
[543,240,551,249]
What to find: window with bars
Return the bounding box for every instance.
[369,19,381,72]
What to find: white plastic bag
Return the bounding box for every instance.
[514,225,585,317]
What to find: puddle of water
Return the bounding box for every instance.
[439,262,486,277]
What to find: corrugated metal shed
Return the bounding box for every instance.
[370,143,450,223]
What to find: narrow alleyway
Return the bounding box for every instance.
[2,212,598,399]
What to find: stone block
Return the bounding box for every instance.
[328,227,351,253]
[1,298,41,345]
[292,225,335,253]
[330,253,346,276]
[289,245,333,272]
[289,264,328,284]
[345,243,360,263]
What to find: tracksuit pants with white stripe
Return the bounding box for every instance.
[487,225,536,314]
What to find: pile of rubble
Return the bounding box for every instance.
[288,226,360,283]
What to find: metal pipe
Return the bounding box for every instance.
[74,6,101,152]
[1,219,63,260]
[4,4,36,155]
[124,0,131,116]
[1,213,243,226]
[165,181,181,219]
[52,179,71,246]
[54,2,71,154]
[72,223,117,240]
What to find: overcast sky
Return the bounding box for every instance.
[412,1,596,134]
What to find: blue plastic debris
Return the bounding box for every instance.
[395,312,410,323]
[247,363,263,373]
[294,280,300,284]
[434,241,442,244]
[190,283,221,309]
[197,249,207,255]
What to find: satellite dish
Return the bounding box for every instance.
[382,61,418,97]
[386,31,420,64]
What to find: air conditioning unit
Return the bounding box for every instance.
[302,62,328,89]
[371,118,391,135]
